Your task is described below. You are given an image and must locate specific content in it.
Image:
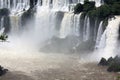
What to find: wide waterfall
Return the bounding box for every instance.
[95,17,120,58]
[0,0,119,54]
[0,0,120,80]
[0,0,30,14]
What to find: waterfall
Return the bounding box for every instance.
[59,13,81,38]
[95,21,103,48]
[97,17,120,58]
[10,15,21,34]
[0,17,5,35]
[73,13,81,36]
[83,15,90,41]
[34,6,57,43]
[36,0,102,12]
[1,0,118,55]
[59,13,74,38]
[0,17,4,29]
[0,0,30,14]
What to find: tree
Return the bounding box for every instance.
[74,3,83,14]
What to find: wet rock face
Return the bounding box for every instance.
[30,0,38,8]
[0,8,10,16]
[118,25,120,40]
[99,56,120,72]
[0,66,8,76]
[0,8,11,33]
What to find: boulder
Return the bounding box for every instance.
[99,56,120,72]
[98,57,108,66]
[107,61,120,72]
[0,66,8,76]
[107,56,120,72]
[107,57,114,65]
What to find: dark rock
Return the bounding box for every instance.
[107,56,120,72]
[107,57,114,65]
[98,57,108,66]
[114,56,120,63]
[0,65,8,76]
[30,0,38,9]
[0,8,10,16]
[107,61,120,72]
[74,3,83,14]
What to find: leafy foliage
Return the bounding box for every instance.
[74,0,95,14]
[74,3,83,14]
[88,4,111,19]
[83,0,95,12]
[74,0,120,20]
[0,34,8,41]
[103,0,120,5]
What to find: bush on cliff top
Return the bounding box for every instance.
[74,0,120,20]
[74,0,95,14]
[103,0,120,5]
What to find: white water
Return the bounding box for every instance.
[0,0,30,14]
[73,13,81,36]
[95,16,120,59]
[0,0,119,63]
[95,21,103,48]
[83,16,90,41]
[0,17,5,35]
[10,15,21,34]
[59,13,74,38]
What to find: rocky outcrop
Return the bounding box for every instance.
[99,56,120,72]
[0,66,8,76]
[98,57,108,66]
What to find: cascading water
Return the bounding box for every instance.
[0,17,5,35]
[10,15,21,34]
[59,13,74,38]
[34,7,56,43]
[95,16,120,58]
[95,21,103,48]
[73,13,81,36]
[0,17,4,29]
[0,0,30,14]
[83,15,90,41]
[0,0,120,80]
[0,0,119,55]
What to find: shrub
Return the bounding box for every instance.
[83,1,95,12]
[74,3,83,14]
[103,0,120,4]
[111,2,120,15]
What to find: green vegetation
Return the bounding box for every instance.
[74,0,95,14]
[74,3,83,14]
[74,0,120,20]
[88,4,111,19]
[99,56,120,72]
[116,76,120,80]
[0,34,8,42]
[83,0,95,12]
[103,0,120,5]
